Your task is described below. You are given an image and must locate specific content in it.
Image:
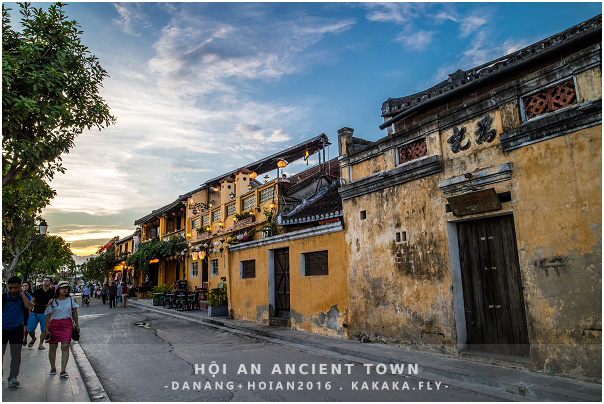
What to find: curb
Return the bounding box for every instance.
[129,301,601,402]
[71,342,111,401]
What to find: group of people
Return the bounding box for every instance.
[93,281,130,308]
[2,276,80,387]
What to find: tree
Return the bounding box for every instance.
[2,2,115,188]
[15,234,76,281]
[2,175,55,277]
[80,245,115,283]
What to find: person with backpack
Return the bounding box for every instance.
[43,281,80,378]
[2,276,34,387]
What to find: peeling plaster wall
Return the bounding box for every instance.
[229,229,349,337]
[343,59,601,379]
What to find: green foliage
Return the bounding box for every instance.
[234,211,252,221]
[79,245,115,283]
[261,209,281,236]
[151,283,172,294]
[16,234,75,281]
[2,2,115,188]
[208,285,227,307]
[127,235,186,275]
[2,175,55,276]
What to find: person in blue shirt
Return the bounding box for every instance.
[2,276,34,387]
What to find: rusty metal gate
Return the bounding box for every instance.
[273,248,290,318]
[457,215,530,357]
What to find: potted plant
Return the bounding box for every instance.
[208,284,228,317]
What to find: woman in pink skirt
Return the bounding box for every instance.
[43,281,80,378]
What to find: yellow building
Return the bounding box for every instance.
[338,16,601,380]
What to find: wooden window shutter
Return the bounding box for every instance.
[305,251,328,276]
[242,260,256,278]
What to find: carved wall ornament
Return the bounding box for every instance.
[447,126,470,153]
[475,114,497,144]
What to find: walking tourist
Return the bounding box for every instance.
[121,282,129,308]
[20,280,33,346]
[2,276,34,387]
[108,282,117,308]
[101,283,109,304]
[26,276,54,350]
[44,281,80,378]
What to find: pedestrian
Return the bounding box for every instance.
[121,283,129,308]
[116,282,122,305]
[101,283,109,304]
[108,282,117,308]
[43,281,80,378]
[20,280,33,346]
[2,276,34,387]
[26,276,55,350]
[82,283,91,306]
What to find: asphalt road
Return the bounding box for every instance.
[77,297,499,402]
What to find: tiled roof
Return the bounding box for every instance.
[288,158,340,183]
[281,184,342,225]
[381,14,602,123]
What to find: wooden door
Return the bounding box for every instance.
[201,260,209,285]
[273,248,290,318]
[457,215,530,357]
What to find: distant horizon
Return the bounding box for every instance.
[4,2,598,257]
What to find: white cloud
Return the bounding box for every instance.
[365,3,424,24]
[113,3,148,35]
[393,30,436,51]
[148,12,355,99]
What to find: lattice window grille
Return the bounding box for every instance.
[398,138,427,164]
[211,209,221,222]
[522,79,577,120]
[226,203,236,217]
[259,187,275,204]
[192,218,200,229]
[202,215,210,226]
[242,195,256,211]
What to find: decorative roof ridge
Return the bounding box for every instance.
[381,14,602,118]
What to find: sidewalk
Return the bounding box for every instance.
[130,298,602,402]
[2,341,89,402]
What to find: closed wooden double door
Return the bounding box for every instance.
[457,215,530,357]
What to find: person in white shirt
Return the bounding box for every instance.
[43,281,79,378]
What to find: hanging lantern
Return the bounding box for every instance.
[192,251,199,260]
[219,238,225,243]
[199,251,206,260]
[263,175,270,183]
[213,186,220,192]
[203,243,209,249]
[250,172,258,180]
[219,247,224,253]
[226,236,233,243]
[237,234,243,241]
[270,200,276,210]
[214,241,220,247]
[277,159,288,168]
[213,248,218,254]
[192,209,198,215]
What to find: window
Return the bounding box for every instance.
[240,260,256,278]
[398,138,427,164]
[190,262,199,278]
[210,259,219,277]
[259,186,275,203]
[211,209,221,223]
[301,251,328,276]
[521,79,577,120]
[192,217,200,229]
[242,195,256,211]
[226,203,236,217]
[202,215,210,226]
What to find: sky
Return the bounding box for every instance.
[5,1,601,261]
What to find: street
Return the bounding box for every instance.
[77,297,499,402]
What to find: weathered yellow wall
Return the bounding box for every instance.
[229,229,349,337]
[351,154,386,180]
[345,66,602,379]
